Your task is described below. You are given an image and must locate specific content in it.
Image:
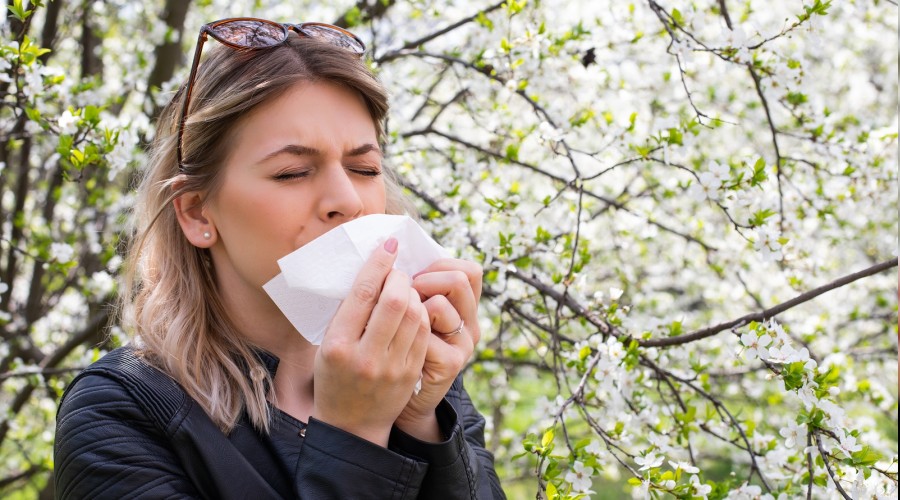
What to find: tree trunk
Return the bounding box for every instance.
[80,0,103,78]
[146,0,192,119]
[38,0,63,64]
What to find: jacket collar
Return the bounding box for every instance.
[253,348,281,379]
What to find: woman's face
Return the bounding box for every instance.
[203,81,386,298]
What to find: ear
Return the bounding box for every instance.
[172,178,216,248]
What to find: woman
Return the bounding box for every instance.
[54,18,504,499]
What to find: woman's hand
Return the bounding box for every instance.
[394,258,483,441]
[312,238,430,447]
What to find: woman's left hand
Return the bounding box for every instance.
[394,258,483,441]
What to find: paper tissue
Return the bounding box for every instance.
[263,214,450,345]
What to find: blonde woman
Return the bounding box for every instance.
[54,18,504,499]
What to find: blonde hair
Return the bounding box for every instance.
[121,36,410,433]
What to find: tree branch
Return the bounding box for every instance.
[377,0,505,63]
[814,431,853,500]
[334,0,397,29]
[640,258,898,348]
[747,64,785,231]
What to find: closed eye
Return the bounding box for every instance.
[272,170,311,181]
[349,167,381,177]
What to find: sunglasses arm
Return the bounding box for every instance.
[176,30,209,169]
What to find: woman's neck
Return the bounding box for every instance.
[215,272,319,422]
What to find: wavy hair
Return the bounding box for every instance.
[121,36,410,433]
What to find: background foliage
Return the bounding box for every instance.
[1,0,897,498]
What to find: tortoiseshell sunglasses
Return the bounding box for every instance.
[176,17,366,170]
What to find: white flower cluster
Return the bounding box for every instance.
[687,160,730,202]
[740,320,815,368]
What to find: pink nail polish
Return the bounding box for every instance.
[384,237,398,254]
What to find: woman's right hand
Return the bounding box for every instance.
[311,238,430,447]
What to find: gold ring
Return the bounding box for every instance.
[434,319,465,336]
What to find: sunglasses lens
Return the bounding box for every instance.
[300,25,365,55]
[211,20,285,48]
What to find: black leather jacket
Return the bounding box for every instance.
[54,347,505,499]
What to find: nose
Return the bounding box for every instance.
[317,162,364,222]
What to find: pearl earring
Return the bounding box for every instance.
[203,231,211,240]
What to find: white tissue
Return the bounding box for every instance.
[263,214,450,345]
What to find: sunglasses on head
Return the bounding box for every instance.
[176,17,366,170]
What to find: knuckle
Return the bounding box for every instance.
[352,279,380,304]
[451,271,469,288]
[320,342,349,364]
[404,303,423,324]
[383,292,408,314]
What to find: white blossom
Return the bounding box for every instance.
[690,474,712,499]
[564,460,594,493]
[688,171,723,202]
[668,460,699,473]
[778,421,806,448]
[635,451,664,471]
[796,382,820,409]
[838,432,863,456]
[49,243,75,263]
[754,226,784,262]
[741,332,772,360]
[631,479,651,500]
[57,109,79,135]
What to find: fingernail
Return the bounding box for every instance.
[383,237,398,254]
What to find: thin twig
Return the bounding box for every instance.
[0,366,85,382]
[814,431,853,500]
[640,258,898,348]
[376,0,506,63]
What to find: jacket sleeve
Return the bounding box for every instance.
[388,377,506,499]
[293,417,429,499]
[54,374,200,500]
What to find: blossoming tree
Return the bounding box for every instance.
[1,0,897,498]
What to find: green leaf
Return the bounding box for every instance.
[7,0,33,22]
[748,209,777,226]
[505,143,519,161]
[25,107,41,123]
[17,36,51,65]
[750,158,767,186]
[503,0,527,16]
[475,11,494,30]
[344,6,362,27]
[83,105,103,125]
[666,127,683,145]
[786,92,808,106]
[850,446,882,467]
[485,197,506,209]
[535,225,552,243]
[667,321,683,337]
[781,362,806,391]
[541,429,555,448]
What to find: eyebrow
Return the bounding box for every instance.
[261,143,383,162]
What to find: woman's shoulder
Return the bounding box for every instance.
[57,345,187,430]
[54,347,208,499]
